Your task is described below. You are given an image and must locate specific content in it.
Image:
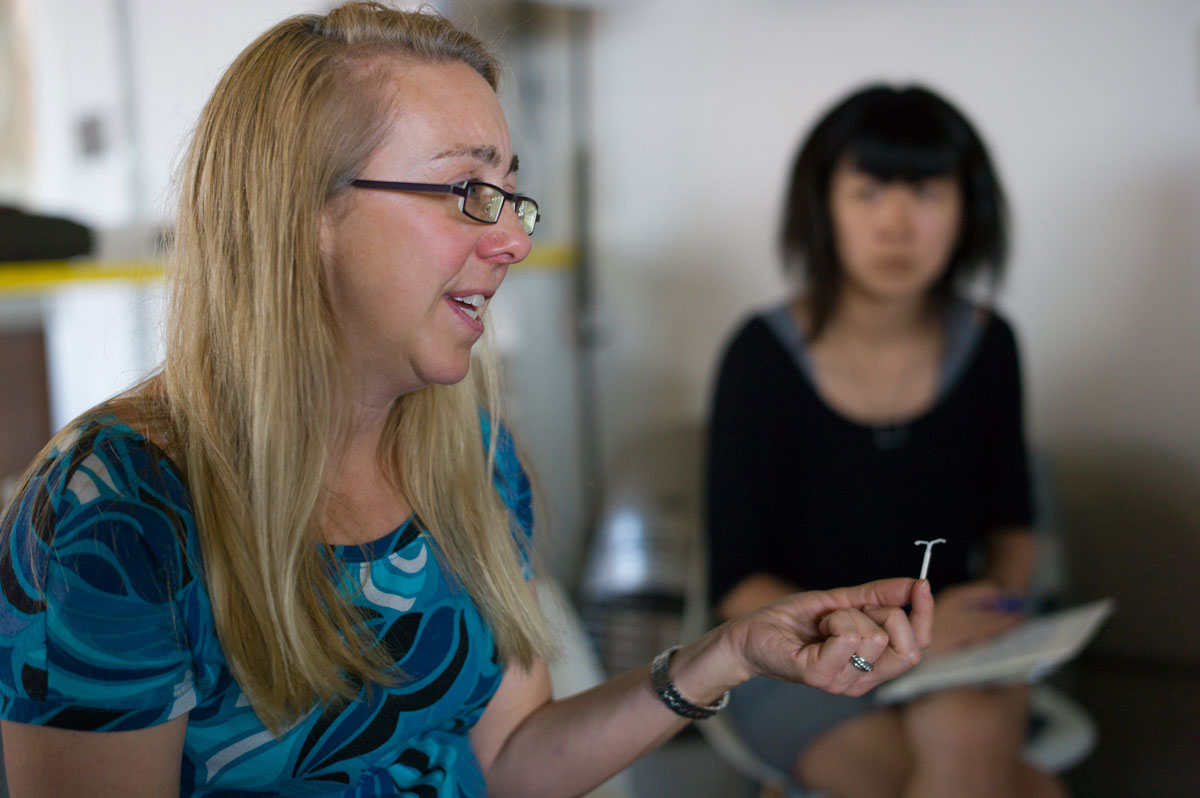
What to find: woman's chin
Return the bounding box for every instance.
[414,358,473,390]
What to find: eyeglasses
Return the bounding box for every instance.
[349,179,540,235]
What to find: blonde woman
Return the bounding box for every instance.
[0,5,932,796]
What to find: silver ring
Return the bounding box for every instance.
[849,653,874,672]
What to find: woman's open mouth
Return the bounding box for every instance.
[449,293,485,320]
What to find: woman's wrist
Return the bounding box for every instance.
[650,647,729,719]
[664,624,752,706]
[983,574,1030,598]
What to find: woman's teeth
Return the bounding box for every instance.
[453,294,485,320]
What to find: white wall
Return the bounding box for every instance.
[587,0,1200,662]
[20,0,331,226]
[15,0,326,432]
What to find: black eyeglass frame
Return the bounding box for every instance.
[349,179,540,235]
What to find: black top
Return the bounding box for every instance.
[705,302,1033,605]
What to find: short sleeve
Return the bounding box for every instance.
[0,421,199,731]
[978,316,1035,530]
[706,318,787,605]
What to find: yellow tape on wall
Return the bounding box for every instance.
[0,245,578,296]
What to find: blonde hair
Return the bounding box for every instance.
[69,2,548,733]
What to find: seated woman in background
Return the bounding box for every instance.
[0,5,934,796]
[706,84,1067,797]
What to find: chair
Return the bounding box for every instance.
[536,576,636,798]
[680,505,820,798]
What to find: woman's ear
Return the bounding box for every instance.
[318,191,351,272]
[319,208,334,268]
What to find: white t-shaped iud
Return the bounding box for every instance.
[915,539,947,580]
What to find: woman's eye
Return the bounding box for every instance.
[915,179,956,200]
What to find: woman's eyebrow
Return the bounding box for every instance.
[432,145,520,176]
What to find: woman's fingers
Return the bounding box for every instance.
[814,607,893,693]
[820,607,890,658]
[742,579,933,695]
[860,579,933,650]
[908,579,935,648]
[859,604,925,682]
[831,577,922,613]
[813,580,933,693]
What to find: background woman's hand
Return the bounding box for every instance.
[926,579,1025,656]
[724,578,933,697]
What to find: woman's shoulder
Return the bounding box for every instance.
[51,413,183,497]
[718,303,796,369]
[729,304,786,341]
[941,300,1023,394]
[944,298,1018,349]
[0,411,201,729]
[6,411,194,562]
[973,304,1021,359]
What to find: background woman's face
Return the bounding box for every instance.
[828,157,963,305]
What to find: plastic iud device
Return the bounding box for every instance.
[914,539,946,580]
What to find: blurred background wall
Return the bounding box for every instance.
[2,0,1197,722]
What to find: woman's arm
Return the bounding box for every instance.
[0,424,200,797]
[2,716,187,798]
[919,317,1041,654]
[706,320,795,612]
[986,526,1037,596]
[979,317,1037,598]
[473,578,933,798]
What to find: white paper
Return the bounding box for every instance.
[875,598,1116,704]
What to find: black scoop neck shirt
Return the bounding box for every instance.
[705,302,1034,605]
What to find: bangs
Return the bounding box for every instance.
[842,93,967,182]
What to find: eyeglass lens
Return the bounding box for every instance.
[514,200,539,235]
[463,183,539,235]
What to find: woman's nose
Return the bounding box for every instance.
[877,191,915,239]
[478,202,532,264]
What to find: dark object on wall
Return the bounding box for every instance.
[0,327,51,491]
[0,205,93,262]
[0,205,87,500]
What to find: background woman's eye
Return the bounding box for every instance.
[915,182,940,199]
[855,184,881,201]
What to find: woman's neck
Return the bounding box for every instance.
[320,399,412,546]
[796,290,946,428]
[819,290,937,347]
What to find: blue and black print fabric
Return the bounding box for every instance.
[0,416,534,796]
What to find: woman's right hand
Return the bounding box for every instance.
[926,580,1025,656]
[718,577,935,697]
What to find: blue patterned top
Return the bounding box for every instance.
[0,415,534,796]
